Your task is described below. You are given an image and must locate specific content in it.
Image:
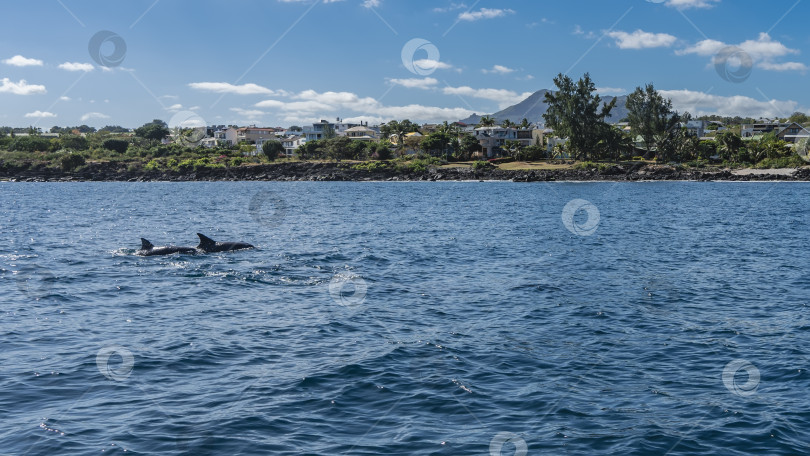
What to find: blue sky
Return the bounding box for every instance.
[1,0,808,129]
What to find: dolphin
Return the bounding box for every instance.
[136,238,197,256]
[196,233,254,253]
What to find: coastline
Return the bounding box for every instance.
[2,161,809,182]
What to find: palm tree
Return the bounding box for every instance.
[519,118,532,130]
[477,116,496,127]
[716,131,743,162]
[501,119,516,129]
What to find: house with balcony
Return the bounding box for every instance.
[741,120,787,138]
[474,127,540,158]
[776,122,810,143]
[741,121,810,143]
[223,126,283,146]
[282,135,306,157]
[302,120,336,141]
[345,125,378,141]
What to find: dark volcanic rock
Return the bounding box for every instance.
[1,160,806,182]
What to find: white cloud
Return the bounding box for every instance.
[665,0,720,9]
[677,33,805,72]
[573,25,597,39]
[60,96,71,101]
[0,78,46,95]
[482,65,515,74]
[387,77,438,89]
[458,8,514,21]
[433,2,467,13]
[58,62,94,72]
[597,87,627,95]
[254,89,473,123]
[230,107,265,118]
[188,82,281,95]
[412,59,455,72]
[442,86,534,109]
[2,55,43,67]
[362,0,380,7]
[660,89,800,118]
[166,104,184,112]
[607,30,677,49]
[24,110,56,118]
[81,112,110,121]
[758,61,807,71]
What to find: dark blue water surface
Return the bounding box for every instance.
[1,181,809,455]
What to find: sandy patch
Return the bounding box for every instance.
[732,168,797,176]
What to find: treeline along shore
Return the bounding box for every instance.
[3,160,810,182]
[3,73,810,184]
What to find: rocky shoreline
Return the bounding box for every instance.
[2,161,809,182]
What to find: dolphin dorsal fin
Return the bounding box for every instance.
[140,238,154,250]
[197,233,216,250]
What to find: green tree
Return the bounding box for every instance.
[543,72,616,161]
[503,139,522,157]
[457,134,481,160]
[102,139,129,154]
[60,153,86,171]
[380,119,418,154]
[519,118,532,130]
[261,140,284,161]
[626,83,679,159]
[656,121,699,163]
[788,112,809,126]
[57,135,89,151]
[295,140,324,160]
[9,136,52,152]
[477,115,496,127]
[99,125,130,133]
[597,127,634,161]
[715,131,743,162]
[134,119,170,144]
[501,119,516,129]
[371,141,393,160]
[324,136,354,161]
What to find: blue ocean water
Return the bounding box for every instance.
[1,181,809,455]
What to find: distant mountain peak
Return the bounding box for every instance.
[459,89,628,126]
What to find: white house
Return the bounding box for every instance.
[345,125,378,141]
[282,135,306,157]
